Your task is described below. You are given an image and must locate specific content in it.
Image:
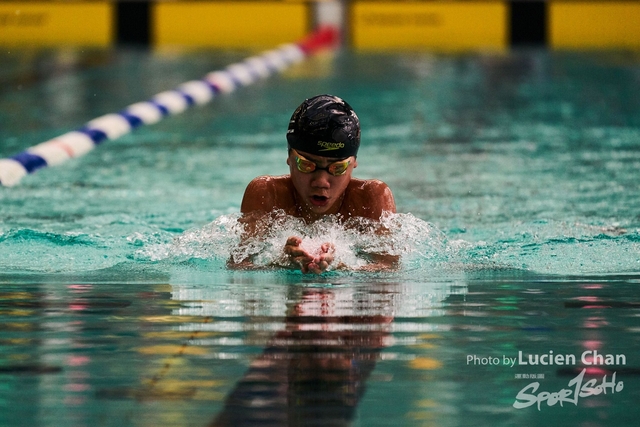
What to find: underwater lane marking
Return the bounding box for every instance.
[0,26,339,187]
[97,315,226,403]
[141,315,215,399]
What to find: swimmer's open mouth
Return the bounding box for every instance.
[310,195,329,206]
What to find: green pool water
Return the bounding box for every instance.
[0,47,639,426]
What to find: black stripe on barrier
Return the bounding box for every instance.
[510,0,547,47]
[116,0,151,47]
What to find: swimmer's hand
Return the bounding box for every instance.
[284,237,336,274]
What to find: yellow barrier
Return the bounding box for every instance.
[550,1,640,50]
[0,2,112,47]
[351,1,507,52]
[3,1,640,51]
[154,1,310,48]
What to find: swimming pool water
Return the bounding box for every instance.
[1,47,639,426]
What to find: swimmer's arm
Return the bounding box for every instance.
[284,237,332,274]
[294,180,399,273]
[361,180,396,219]
[226,210,310,271]
[353,181,399,271]
[354,253,400,272]
[230,177,316,271]
[225,219,262,270]
[227,233,316,272]
[347,179,396,222]
[227,178,276,270]
[240,176,283,216]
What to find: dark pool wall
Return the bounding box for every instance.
[115,0,151,46]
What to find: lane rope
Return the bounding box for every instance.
[0,26,339,187]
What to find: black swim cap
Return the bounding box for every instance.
[286,94,360,158]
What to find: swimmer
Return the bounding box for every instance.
[230,94,397,273]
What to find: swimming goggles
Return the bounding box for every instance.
[292,149,352,176]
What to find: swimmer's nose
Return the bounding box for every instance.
[310,170,331,187]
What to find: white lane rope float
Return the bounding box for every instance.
[0,27,338,187]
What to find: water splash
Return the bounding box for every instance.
[140,211,456,272]
[2,213,636,276]
[142,212,640,276]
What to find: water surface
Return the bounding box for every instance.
[1,47,639,426]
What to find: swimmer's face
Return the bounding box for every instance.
[287,149,357,218]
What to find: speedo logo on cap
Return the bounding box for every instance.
[317,141,345,151]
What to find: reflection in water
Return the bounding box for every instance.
[167,275,456,425]
[2,275,640,426]
[211,286,394,427]
[0,281,174,427]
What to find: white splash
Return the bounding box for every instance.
[139,211,455,272]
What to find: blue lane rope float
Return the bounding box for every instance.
[0,27,339,187]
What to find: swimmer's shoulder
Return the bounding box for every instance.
[244,175,291,190]
[241,175,295,213]
[344,178,396,218]
[347,178,394,199]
